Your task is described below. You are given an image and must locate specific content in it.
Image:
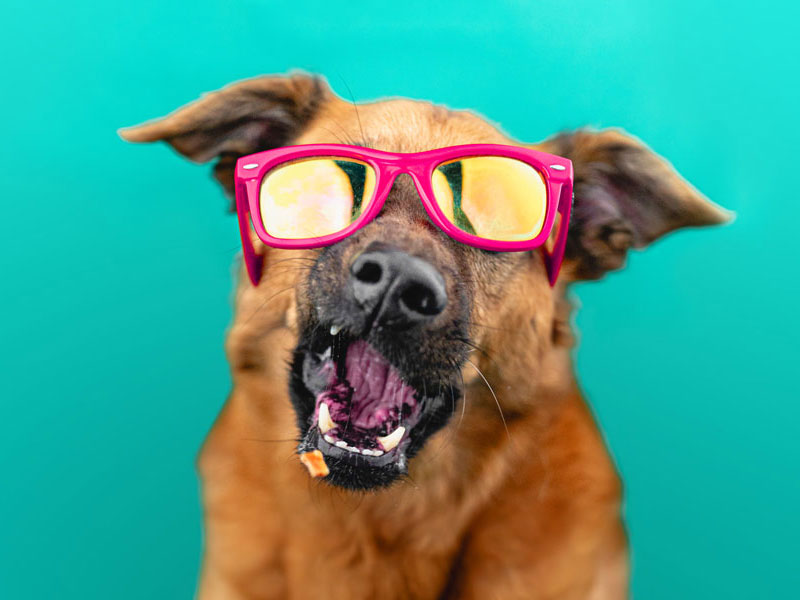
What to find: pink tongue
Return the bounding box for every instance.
[343,340,416,430]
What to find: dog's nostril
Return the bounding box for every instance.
[354,260,383,284]
[400,283,440,316]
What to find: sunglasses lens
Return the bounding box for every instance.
[432,156,547,242]
[259,157,376,239]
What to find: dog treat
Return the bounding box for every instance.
[300,450,329,478]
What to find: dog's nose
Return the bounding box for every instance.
[349,246,447,330]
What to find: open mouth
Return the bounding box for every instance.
[292,325,456,489]
[313,335,419,454]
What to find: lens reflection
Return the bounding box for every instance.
[432,156,547,241]
[259,157,375,239]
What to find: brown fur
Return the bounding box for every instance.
[121,73,727,599]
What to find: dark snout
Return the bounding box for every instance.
[349,243,447,331]
[295,228,472,489]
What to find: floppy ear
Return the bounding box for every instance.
[540,128,730,281]
[119,72,330,206]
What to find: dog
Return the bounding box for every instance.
[121,73,727,599]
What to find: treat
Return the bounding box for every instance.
[299,450,329,478]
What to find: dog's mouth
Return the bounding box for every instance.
[308,337,421,458]
[291,325,461,489]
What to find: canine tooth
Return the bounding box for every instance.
[372,449,384,456]
[323,434,336,444]
[318,347,331,361]
[376,426,406,452]
[335,440,348,449]
[330,324,342,336]
[318,403,335,434]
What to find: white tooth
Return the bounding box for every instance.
[330,324,342,336]
[376,426,406,452]
[318,347,331,361]
[373,449,384,456]
[318,403,335,434]
[362,449,374,456]
[335,440,348,449]
[323,434,336,444]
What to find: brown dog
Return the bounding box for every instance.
[121,73,727,599]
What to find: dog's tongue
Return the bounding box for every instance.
[343,340,415,430]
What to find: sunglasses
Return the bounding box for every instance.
[234,143,573,286]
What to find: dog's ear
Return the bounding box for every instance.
[119,73,330,205]
[540,128,730,281]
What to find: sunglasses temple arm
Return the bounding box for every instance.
[545,182,573,286]
[235,182,264,286]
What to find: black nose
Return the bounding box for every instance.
[349,245,447,330]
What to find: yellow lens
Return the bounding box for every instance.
[259,157,376,239]
[432,156,547,241]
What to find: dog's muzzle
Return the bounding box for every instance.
[291,243,466,489]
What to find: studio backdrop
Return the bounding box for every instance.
[1,1,797,598]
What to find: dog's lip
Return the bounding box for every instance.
[308,428,405,468]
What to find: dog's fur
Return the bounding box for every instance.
[122,73,727,599]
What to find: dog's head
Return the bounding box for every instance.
[122,73,728,490]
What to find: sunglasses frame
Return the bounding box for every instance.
[234,143,573,287]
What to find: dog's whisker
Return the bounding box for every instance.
[265,256,317,265]
[469,321,516,334]
[261,266,314,280]
[336,73,367,146]
[466,358,511,442]
[250,260,315,292]
[457,364,468,432]
[261,267,314,280]
[264,257,316,274]
[316,125,347,145]
[448,336,505,377]
[242,285,296,324]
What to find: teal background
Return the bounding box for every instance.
[2,1,798,598]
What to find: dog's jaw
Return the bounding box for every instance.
[289,324,463,490]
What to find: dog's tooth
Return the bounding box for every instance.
[323,434,336,444]
[318,346,331,361]
[376,426,406,452]
[335,440,348,449]
[372,449,384,457]
[330,324,342,336]
[318,403,336,434]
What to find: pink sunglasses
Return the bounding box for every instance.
[234,144,573,286]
